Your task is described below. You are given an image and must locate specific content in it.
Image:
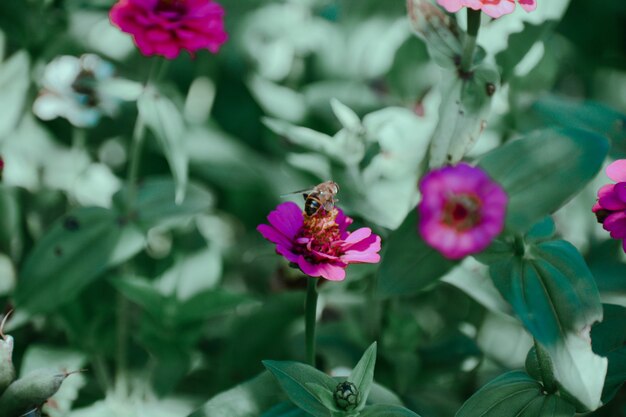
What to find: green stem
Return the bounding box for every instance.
[115,293,130,397]
[125,113,146,214]
[305,277,319,367]
[460,9,481,72]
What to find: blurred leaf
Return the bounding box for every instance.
[16,207,145,314]
[138,88,189,203]
[591,304,626,404]
[0,50,30,138]
[263,360,336,417]
[111,276,164,321]
[187,372,282,417]
[406,0,461,69]
[330,98,361,132]
[377,211,457,297]
[175,289,251,324]
[0,185,22,260]
[360,404,421,417]
[430,64,499,167]
[479,128,609,233]
[496,21,557,82]
[455,371,575,417]
[248,76,307,124]
[260,402,308,417]
[114,177,214,230]
[532,96,626,158]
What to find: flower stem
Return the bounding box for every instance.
[460,9,482,72]
[125,113,146,214]
[115,292,130,397]
[305,277,319,367]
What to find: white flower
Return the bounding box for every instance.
[33,54,140,127]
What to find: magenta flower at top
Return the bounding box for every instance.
[109,0,228,59]
[258,202,381,281]
[593,160,626,253]
[437,0,536,18]
[418,163,507,259]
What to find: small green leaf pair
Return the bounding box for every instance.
[263,343,419,417]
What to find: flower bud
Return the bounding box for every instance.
[0,369,67,417]
[333,381,360,411]
[0,335,15,396]
[0,313,15,395]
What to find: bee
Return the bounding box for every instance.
[283,181,340,217]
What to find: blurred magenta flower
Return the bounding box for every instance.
[437,0,536,18]
[418,163,507,259]
[258,202,381,281]
[593,160,626,252]
[109,0,228,59]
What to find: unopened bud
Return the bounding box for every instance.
[0,312,15,395]
[0,369,67,417]
[333,381,360,411]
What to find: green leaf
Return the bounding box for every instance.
[138,87,189,203]
[110,276,164,321]
[260,402,308,417]
[114,177,214,230]
[348,342,377,410]
[479,128,609,233]
[263,361,337,417]
[429,64,499,167]
[406,0,461,70]
[532,96,626,157]
[0,50,30,138]
[186,372,282,417]
[304,383,339,412]
[490,240,601,347]
[175,289,251,324]
[591,304,626,403]
[248,75,307,124]
[455,371,575,417]
[330,98,361,132]
[377,211,457,297]
[16,207,145,314]
[360,404,421,417]
[489,240,606,410]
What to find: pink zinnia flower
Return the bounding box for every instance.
[418,163,507,259]
[437,0,536,19]
[593,160,626,253]
[109,0,228,59]
[257,202,381,281]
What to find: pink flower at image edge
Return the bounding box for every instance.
[109,0,228,59]
[437,0,536,19]
[593,159,626,253]
[257,202,381,281]
[418,163,507,259]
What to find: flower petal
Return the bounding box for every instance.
[267,202,304,238]
[604,212,626,239]
[297,257,346,281]
[516,0,537,12]
[257,224,291,247]
[606,160,626,182]
[599,187,626,211]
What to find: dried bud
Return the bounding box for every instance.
[0,369,66,417]
[333,381,360,411]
